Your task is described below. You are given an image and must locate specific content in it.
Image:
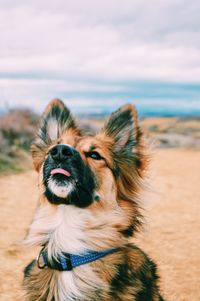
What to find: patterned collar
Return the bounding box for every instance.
[37,246,118,271]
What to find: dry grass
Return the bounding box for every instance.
[0,148,200,300]
[0,110,38,173]
[140,117,200,148]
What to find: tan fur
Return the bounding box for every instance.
[44,98,66,115]
[24,99,164,301]
[60,128,81,147]
[24,267,57,301]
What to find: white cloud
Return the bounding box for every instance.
[0,0,200,109]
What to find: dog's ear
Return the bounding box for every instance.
[101,104,147,198]
[31,99,80,171]
[103,104,140,154]
[100,104,148,236]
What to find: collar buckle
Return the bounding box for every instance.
[36,246,47,269]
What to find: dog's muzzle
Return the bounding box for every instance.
[43,144,96,207]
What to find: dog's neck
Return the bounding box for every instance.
[26,202,91,255]
[25,200,126,256]
[25,201,126,301]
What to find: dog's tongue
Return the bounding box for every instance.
[50,168,71,177]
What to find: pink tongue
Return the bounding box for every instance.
[50,168,71,177]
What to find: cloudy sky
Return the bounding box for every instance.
[0,0,200,114]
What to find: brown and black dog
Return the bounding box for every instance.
[23,99,164,301]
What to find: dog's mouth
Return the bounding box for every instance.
[50,168,71,177]
[46,166,75,201]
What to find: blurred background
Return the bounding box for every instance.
[0,1,200,301]
[0,0,200,172]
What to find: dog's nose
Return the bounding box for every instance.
[50,144,74,161]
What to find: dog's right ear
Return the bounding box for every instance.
[31,99,80,171]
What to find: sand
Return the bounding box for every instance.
[0,148,200,301]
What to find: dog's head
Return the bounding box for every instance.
[31,99,147,236]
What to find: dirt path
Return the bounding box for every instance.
[0,148,200,301]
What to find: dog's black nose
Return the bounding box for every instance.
[50,144,74,161]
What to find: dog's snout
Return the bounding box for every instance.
[50,144,74,161]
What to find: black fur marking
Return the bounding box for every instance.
[134,157,142,169]
[112,166,120,179]
[24,260,36,278]
[110,245,164,301]
[135,260,159,301]
[43,147,96,208]
[110,260,134,295]
[120,224,134,237]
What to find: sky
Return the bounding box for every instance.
[0,0,200,115]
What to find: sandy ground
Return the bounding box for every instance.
[0,148,200,301]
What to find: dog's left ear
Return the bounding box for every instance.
[101,104,147,194]
[103,104,140,153]
[31,99,80,171]
[100,104,148,236]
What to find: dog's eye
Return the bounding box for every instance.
[87,151,102,160]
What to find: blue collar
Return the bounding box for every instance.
[37,246,118,271]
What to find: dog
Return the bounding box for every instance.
[23,99,164,301]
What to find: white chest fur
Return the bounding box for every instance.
[26,203,92,254]
[25,204,106,301]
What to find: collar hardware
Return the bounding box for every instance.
[36,246,47,269]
